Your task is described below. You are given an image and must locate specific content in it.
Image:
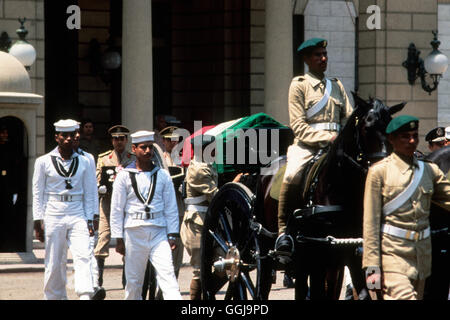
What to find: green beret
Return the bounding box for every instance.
[191,134,215,147]
[297,37,327,54]
[386,115,419,134]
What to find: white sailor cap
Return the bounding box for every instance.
[445,126,450,139]
[130,130,155,144]
[54,119,79,132]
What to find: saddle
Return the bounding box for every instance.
[269,149,328,201]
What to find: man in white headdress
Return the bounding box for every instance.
[110,130,182,300]
[32,119,96,300]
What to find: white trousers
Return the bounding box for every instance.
[60,230,98,299]
[124,226,182,300]
[43,214,94,300]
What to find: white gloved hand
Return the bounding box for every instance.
[12,193,18,205]
[98,185,107,194]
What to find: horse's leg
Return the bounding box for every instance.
[259,238,275,300]
[324,266,344,300]
[293,247,310,300]
[310,266,327,299]
[294,269,309,300]
[347,254,370,300]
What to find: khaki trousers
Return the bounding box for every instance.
[382,272,426,300]
[94,195,111,258]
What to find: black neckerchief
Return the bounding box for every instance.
[51,155,79,189]
[129,166,160,213]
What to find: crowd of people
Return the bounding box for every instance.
[30,37,449,301]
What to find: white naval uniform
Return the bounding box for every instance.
[110,165,182,300]
[32,147,96,300]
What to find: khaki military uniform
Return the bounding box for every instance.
[94,149,135,258]
[278,72,353,235]
[180,158,218,279]
[284,72,353,184]
[363,152,450,300]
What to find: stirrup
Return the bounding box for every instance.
[274,234,294,264]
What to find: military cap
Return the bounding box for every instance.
[425,127,445,143]
[191,134,215,147]
[297,37,327,54]
[445,126,450,140]
[108,125,130,137]
[54,119,78,132]
[160,126,180,139]
[130,130,155,144]
[386,115,419,134]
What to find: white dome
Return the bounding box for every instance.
[0,51,31,93]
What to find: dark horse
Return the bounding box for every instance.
[423,145,450,300]
[257,93,406,300]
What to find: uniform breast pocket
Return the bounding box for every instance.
[418,185,433,212]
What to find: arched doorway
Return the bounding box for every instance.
[0,116,28,252]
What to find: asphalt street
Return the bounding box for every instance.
[0,243,296,300]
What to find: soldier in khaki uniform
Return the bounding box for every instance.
[94,125,135,286]
[180,134,241,299]
[276,38,353,253]
[363,115,450,300]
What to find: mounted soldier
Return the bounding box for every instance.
[275,37,353,256]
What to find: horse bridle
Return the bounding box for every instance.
[345,109,389,173]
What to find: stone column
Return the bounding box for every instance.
[264,0,293,125]
[122,0,154,132]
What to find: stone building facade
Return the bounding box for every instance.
[0,0,449,257]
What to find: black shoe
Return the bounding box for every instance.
[275,234,294,264]
[283,274,295,288]
[92,287,106,300]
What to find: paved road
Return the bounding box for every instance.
[0,245,296,300]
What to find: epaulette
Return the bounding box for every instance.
[98,150,113,158]
[293,75,305,81]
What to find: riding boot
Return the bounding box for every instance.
[96,257,105,287]
[277,181,301,235]
[190,278,202,300]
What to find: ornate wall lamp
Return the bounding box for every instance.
[0,18,36,70]
[403,31,448,95]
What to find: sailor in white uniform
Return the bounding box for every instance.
[110,130,182,300]
[32,119,96,300]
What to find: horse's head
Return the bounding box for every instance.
[349,92,406,165]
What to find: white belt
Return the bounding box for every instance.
[47,194,83,202]
[186,204,208,213]
[184,195,207,205]
[382,224,430,242]
[309,122,340,132]
[129,211,162,220]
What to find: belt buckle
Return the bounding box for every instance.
[145,211,153,220]
[405,230,412,240]
[135,212,142,220]
[62,195,71,202]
